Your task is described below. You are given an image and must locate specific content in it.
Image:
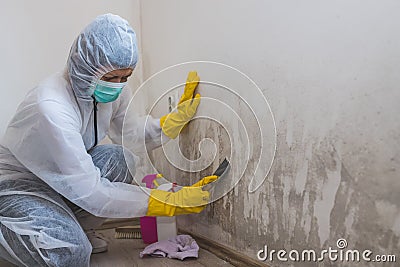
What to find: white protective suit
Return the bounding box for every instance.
[0,14,163,219]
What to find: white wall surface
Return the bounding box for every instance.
[0,0,143,136]
[139,0,400,265]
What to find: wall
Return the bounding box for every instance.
[139,1,400,266]
[0,0,143,136]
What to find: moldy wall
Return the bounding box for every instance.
[138,1,400,266]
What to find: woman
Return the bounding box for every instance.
[0,14,216,266]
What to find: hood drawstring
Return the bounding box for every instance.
[90,96,98,151]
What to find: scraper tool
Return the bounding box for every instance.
[213,158,230,177]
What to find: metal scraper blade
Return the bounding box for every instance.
[201,158,231,192]
[213,158,230,177]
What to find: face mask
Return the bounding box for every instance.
[93,80,127,103]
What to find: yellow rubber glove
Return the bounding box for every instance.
[160,71,201,139]
[178,71,200,104]
[190,175,219,187]
[146,186,209,217]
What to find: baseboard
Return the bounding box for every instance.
[179,229,270,267]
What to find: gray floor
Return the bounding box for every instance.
[0,229,234,267]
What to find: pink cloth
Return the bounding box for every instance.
[140,234,199,260]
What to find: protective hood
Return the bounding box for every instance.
[67,13,138,99]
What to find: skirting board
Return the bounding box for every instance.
[179,229,270,267]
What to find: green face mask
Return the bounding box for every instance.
[93,80,127,103]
